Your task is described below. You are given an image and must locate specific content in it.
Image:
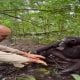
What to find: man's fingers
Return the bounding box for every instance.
[27,51,45,59]
[24,58,47,66]
[21,52,45,59]
[28,54,45,59]
[35,59,47,66]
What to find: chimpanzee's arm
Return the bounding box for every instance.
[59,60,80,74]
[36,41,61,53]
[36,37,80,53]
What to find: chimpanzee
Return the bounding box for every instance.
[59,36,80,49]
[36,37,80,74]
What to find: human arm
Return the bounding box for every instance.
[0,51,47,68]
[0,45,47,66]
[0,45,23,54]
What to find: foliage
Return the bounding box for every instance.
[16,75,36,80]
[0,0,80,44]
[72,74,80,80]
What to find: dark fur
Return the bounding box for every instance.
[36,37,80,74]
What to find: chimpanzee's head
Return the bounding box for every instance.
[58,37,77,49]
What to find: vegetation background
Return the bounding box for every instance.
[0,0,80,44]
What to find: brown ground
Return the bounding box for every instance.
[0,39,76,80]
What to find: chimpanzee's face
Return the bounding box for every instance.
[59,37,77,48]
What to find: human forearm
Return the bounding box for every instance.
[0,45,23,54]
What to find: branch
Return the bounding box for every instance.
[0,8,52,12]
[15,30,67,36]
[0,12,21,19]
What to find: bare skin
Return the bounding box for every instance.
[0,25,47,67]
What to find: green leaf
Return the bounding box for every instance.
[16,75,36,80]
[72,74,80,80]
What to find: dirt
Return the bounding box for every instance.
[0,39,76,80]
